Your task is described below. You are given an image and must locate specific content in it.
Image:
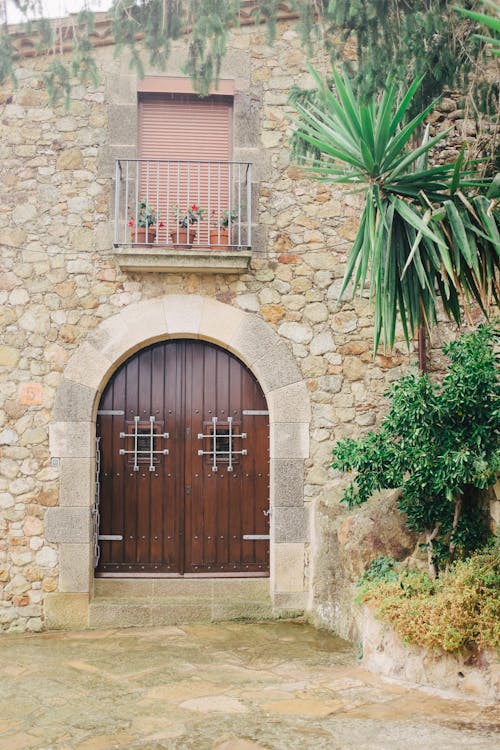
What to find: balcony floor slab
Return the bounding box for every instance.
[114,245,252,274]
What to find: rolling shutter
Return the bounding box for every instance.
[139,94,232,161]
[137,94,233,243]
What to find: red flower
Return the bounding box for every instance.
[128,219,134,227]
[191,204,198,210]
[159,221,165,228]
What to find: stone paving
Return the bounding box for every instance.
[0,621,498,750]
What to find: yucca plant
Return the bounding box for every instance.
[290,66,500,351]
[454,0,500,58]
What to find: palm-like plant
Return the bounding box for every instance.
[290,67,500,351]
[454,0,500,58]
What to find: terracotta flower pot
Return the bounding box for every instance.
[209,228,230,247]
[132,227,156,244]
[170,228,197,246]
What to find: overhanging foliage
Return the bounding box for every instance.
[1,1,495,112]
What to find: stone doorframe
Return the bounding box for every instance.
[45,295,310,629]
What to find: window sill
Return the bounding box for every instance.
[113,245,252,274]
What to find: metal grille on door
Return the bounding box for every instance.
[197,416,247,472]
[119,415,169,471]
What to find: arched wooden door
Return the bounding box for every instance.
[95,340,269,577]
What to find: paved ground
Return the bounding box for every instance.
[0,621,498,750]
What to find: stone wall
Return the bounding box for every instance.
[0,19,491,633]
[360,607,499,703]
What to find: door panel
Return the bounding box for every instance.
[96,340,269,576]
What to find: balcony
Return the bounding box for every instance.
[113,159,252,274]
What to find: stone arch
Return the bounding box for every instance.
[45,295,310,629]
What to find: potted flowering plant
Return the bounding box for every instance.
[128,200,163,244]
[171,204,205,245]
[209,209,236,246]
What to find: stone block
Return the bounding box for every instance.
[108,103,137,146]
[230,315,299,378]
[89,601,152,629]
[273,506,308,544]
[44,593,89,630]
[64,342,113,391]
[59,458,94,507]
[113,298,169,351]
[59,544,92,593]
[45,507,92,544]
[212,601,274,622]
[271,459,305,507]
[95,578,155,598]
[86,313,130,363]
[270,422,309,460]
[233,147,272,182]
[212,578,270,602]
[234,93,261,147]
[249,223,269,255]
[106,73,137,106]
[53,379,96,422]
[153,578,212,598]
[151,602,212,626]
[253,346,303,393]
[272,591,307,613]
[273,542,305,593]
[49,422,94,459]
[98,144,137,179]
[163,294,204,336]
[198,297,246,345]
[267,381,311,423]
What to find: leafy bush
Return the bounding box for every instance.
[359,547,500,653]
[332,324,500,577]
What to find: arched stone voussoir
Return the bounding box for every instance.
[62,340,114,392]
[229,314,302,390]
[162,294,204,337]
[197,296,247,348]
[53,379,96,423]
[85,298,170,375]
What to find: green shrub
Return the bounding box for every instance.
[332,324,500,577]
[359,546,500,653]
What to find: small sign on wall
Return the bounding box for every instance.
[19,383,42,406]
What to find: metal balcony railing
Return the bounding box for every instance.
[114,159,252,249]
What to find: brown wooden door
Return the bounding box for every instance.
[95,340,269,576]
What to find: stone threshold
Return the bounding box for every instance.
[89,577,275,629]
[113,245,252,273]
